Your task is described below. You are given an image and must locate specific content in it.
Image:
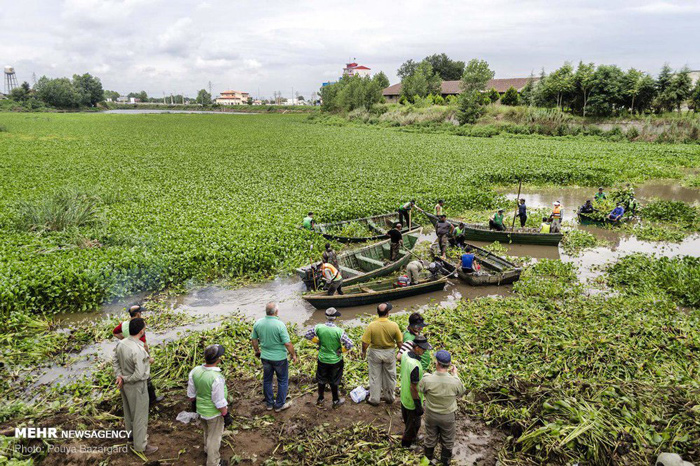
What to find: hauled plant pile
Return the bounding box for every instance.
[0,113,698,319]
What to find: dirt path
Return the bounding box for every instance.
[27,378,502,465]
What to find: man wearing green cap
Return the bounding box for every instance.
[419,350,466,465]
[304,307,354,408]
[188,344,232,466]
[397,313,431,371]
[399,334,432,448]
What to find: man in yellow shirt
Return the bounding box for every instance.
[361,302,403,406]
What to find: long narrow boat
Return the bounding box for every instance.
[296,228,423,290]
[577,211,631,226]
[423,212,562,246]
[432,243,521,286]
[303,276,449,309]
[312,212,421,244]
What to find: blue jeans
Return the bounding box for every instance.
[262,358,288,409]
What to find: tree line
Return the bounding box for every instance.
[7,74,104,109]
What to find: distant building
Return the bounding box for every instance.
[689,70,700,85]
[216,90,250,105]
[382,77,538,103]
[343,62,371,78]
[116,96,129,103]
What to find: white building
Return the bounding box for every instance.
[216,90,250,105]
[342,62,371,78]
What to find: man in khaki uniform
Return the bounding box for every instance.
[361,302,403,406]
[188,344,232,466]
[113,318,158,454]
[418,350,465,465]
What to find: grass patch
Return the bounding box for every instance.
[16,189,102,232]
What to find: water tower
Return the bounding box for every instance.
[4,66,19,94]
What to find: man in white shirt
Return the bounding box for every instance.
[188,344,232,466]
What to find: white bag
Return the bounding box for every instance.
[176,411,200,424]
[350,386,368,403]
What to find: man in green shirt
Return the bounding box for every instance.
[250,302,298,412]
[489,209,506,231]
[397,313,431,371]
[112,318,158,455]
[418,350,466,466]
[188,344,232,466]
[304,307,354,408]
[594,187,606,202]
[302,212,315,230]
[399,335,432,448]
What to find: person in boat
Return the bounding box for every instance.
[434,200,445,217]
[406,260,424,285]
[460,246,477,273]
[302,212,315,230]
[322,243,339,270]
[488,209,506,231]
[304,307,354,409]
[516,199,527,228]
[320,262,343,296]
[540,217,551,233]
[451,222,466,248]
[549,201,562,233]
[579,200,595,215]
[387,223,404,261]
[399,334,432,449]
[435,214,454,259]
[594,187,606,202]
[398,200,417,229]
[397,313,431,371]
[608,203,625,222]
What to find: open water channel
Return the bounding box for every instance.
[34,180,700,388]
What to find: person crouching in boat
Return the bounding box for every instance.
[320,262,343,296]
[608,203,625,222]
[540,217,551,233]
[460,246,477,273]
[387,223,404,261]
[579,200,595,215]
[406,260,424,285]
[488,209,506,231]
[549,202,562,233]
[449,222,466,248]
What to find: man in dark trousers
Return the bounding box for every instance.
[434,215,454,259]
[517,199,527,228]
[387,223,404,261]
[322,243,339,270]
[113,305,164,406]
[399,335,432,449]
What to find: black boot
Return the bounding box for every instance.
[440,448,452,465]
[424,446,435,461]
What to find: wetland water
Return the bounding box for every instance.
[36,181,700,388]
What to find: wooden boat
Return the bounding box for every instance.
[312,212,421,243]
[432,243,521,286]
[423,212,562,246]
[577,211,630,226]
[296,228,423,290]
[303,276,449,309]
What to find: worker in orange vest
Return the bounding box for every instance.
[320,263,344,296]
[549,201,562,233]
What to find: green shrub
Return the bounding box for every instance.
[16,189,102,232]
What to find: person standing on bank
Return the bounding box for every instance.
[419,350,466,466]
[250,302,298,412]
[399,335,432,449]
[387,222,404,261]
[397,313,431,371]
[361,302,403,406]
[516,199,527,228]
[113,318,158,454]
[304,307,354,408]
[188,344,232,466]
[113,305,164,407]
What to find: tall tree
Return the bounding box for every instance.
[72,73,104,106]
[196,89,212,105]
[9,82,31,102]
[573,62,595,116]
[401,61,442,101]
[654,64,675,113]
[519,75,536,106]
[546,63,575,110]
[457,59,494,124]
[586,65,624,116]
[621,69,656,114]
[669,67,693,112]
[423,53,465,80]
[691,80,700,112]
[397,59,418,80]
[373,71,390,89]
[35,76,81,108]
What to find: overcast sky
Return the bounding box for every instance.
[1,0,698,99]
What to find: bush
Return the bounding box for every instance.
[433,95,445,105]
[16,189,102,232]
[501,86,520,106]
[626,126,640,140]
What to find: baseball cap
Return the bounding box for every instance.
[378,302,393,313]
[408,313,427,328]
[435,350,451,364]
[204,344,225,363]
[325,307,341,317]
[413,335,432,350]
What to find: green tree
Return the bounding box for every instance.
[196,89,212,105]
[103,90,120,101]
[72,73,104,106]
[247,96,254,105]
[423,53,465,80]
[457,59,494,124]
[500,86,520,106]
[373,71,390,89]
[654,64,675,113]
[669,67,692,112]
[401,61,441,102]
[587,65,624,116]
[520,75,536,106]
[621,69,656,114]
[487,87,500,104]
[397,59,418,80]
[691,80,700,112]
[573,62,595,116]
[320,75,383,112]
[35,76,81,108]
[127,91,148,102]
[546,63,575,109]
[9,82,31,102]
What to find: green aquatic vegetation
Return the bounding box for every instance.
[607,254,700,308]
[15,189,102,232]
[632,224,688,242]
[324,221,374,238]
[512,259,582,300]
[641,199,699,229]
[561,229,603,255]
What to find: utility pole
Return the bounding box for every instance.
[32,72,37,87]
[208,81,213,100]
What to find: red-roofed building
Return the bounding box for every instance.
[343,62,371,78]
